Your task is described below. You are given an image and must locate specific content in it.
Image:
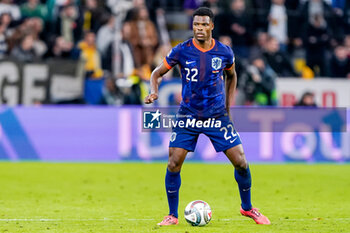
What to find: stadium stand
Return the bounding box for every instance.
[0,0,349,106]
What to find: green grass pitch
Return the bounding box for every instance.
[0,163,349,233]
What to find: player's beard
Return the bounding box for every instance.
[197,37,206,43]
[195,33,207,43]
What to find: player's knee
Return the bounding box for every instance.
[235,161,248,171]
[168,148,186,172]
[234,151,248,170]
[167,160,181,172]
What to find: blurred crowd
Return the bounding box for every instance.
[0,0,349,106]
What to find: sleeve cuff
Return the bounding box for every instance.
[163,58,172,70]
[224,63,234,70]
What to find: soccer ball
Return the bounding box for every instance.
[184,200,212,226]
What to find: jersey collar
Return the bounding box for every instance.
[192,38,215,53]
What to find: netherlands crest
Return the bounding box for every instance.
[170,132,177,142]
[211,57,222,70]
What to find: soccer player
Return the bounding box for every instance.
[144,7,270,225]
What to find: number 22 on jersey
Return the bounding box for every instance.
[184,68,198,82]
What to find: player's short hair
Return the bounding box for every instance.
[193,7,214,21]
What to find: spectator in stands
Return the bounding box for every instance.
[96,13,114,71]
[0,12,12,58]
[215,0,253,59]
[46,0,77,34]
[294,91,317,107]
[101,76,123,105]
[76,30,105,104]
[299,0,336,44]
[0,0,21,23]
[6,16,44,52]
[10,33,37,62]
[0,18,7,58]
[250,31,268,58]
[81,0,107,34]
[6,18,25,52]
[251,0,270,31]
[45,36,73,58]
[268,0,288,50]
[329,0,350,42]
[20,0,48,22]
[113,22,135,79]
[330,45,350,78]
[263,36,298,77]
[124,0,146,22]
[56,3,82,44]
[302,13,330,76]
[344,34,350,56]
[123,68,147,105]
[29,17,47,57]
[300,0,335,27]
[239,57,277,105]
[123,6,158,69]
[0,12,12,34]
[331,0,346,37]
[7,17,47,57]
[77,31,103,79]
[218,34,246,90]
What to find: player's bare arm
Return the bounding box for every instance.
[144,62,170,104]
[224,64,237,116]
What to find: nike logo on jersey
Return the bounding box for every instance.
[167,190,177,193]
[230,132,238,143]
[186,61,195,65]
[230,137,237,143]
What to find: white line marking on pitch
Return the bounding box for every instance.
[0,218,155,222]
[221,218,350,221]
[1,218,350,222]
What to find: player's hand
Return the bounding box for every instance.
[144,93,158,104]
